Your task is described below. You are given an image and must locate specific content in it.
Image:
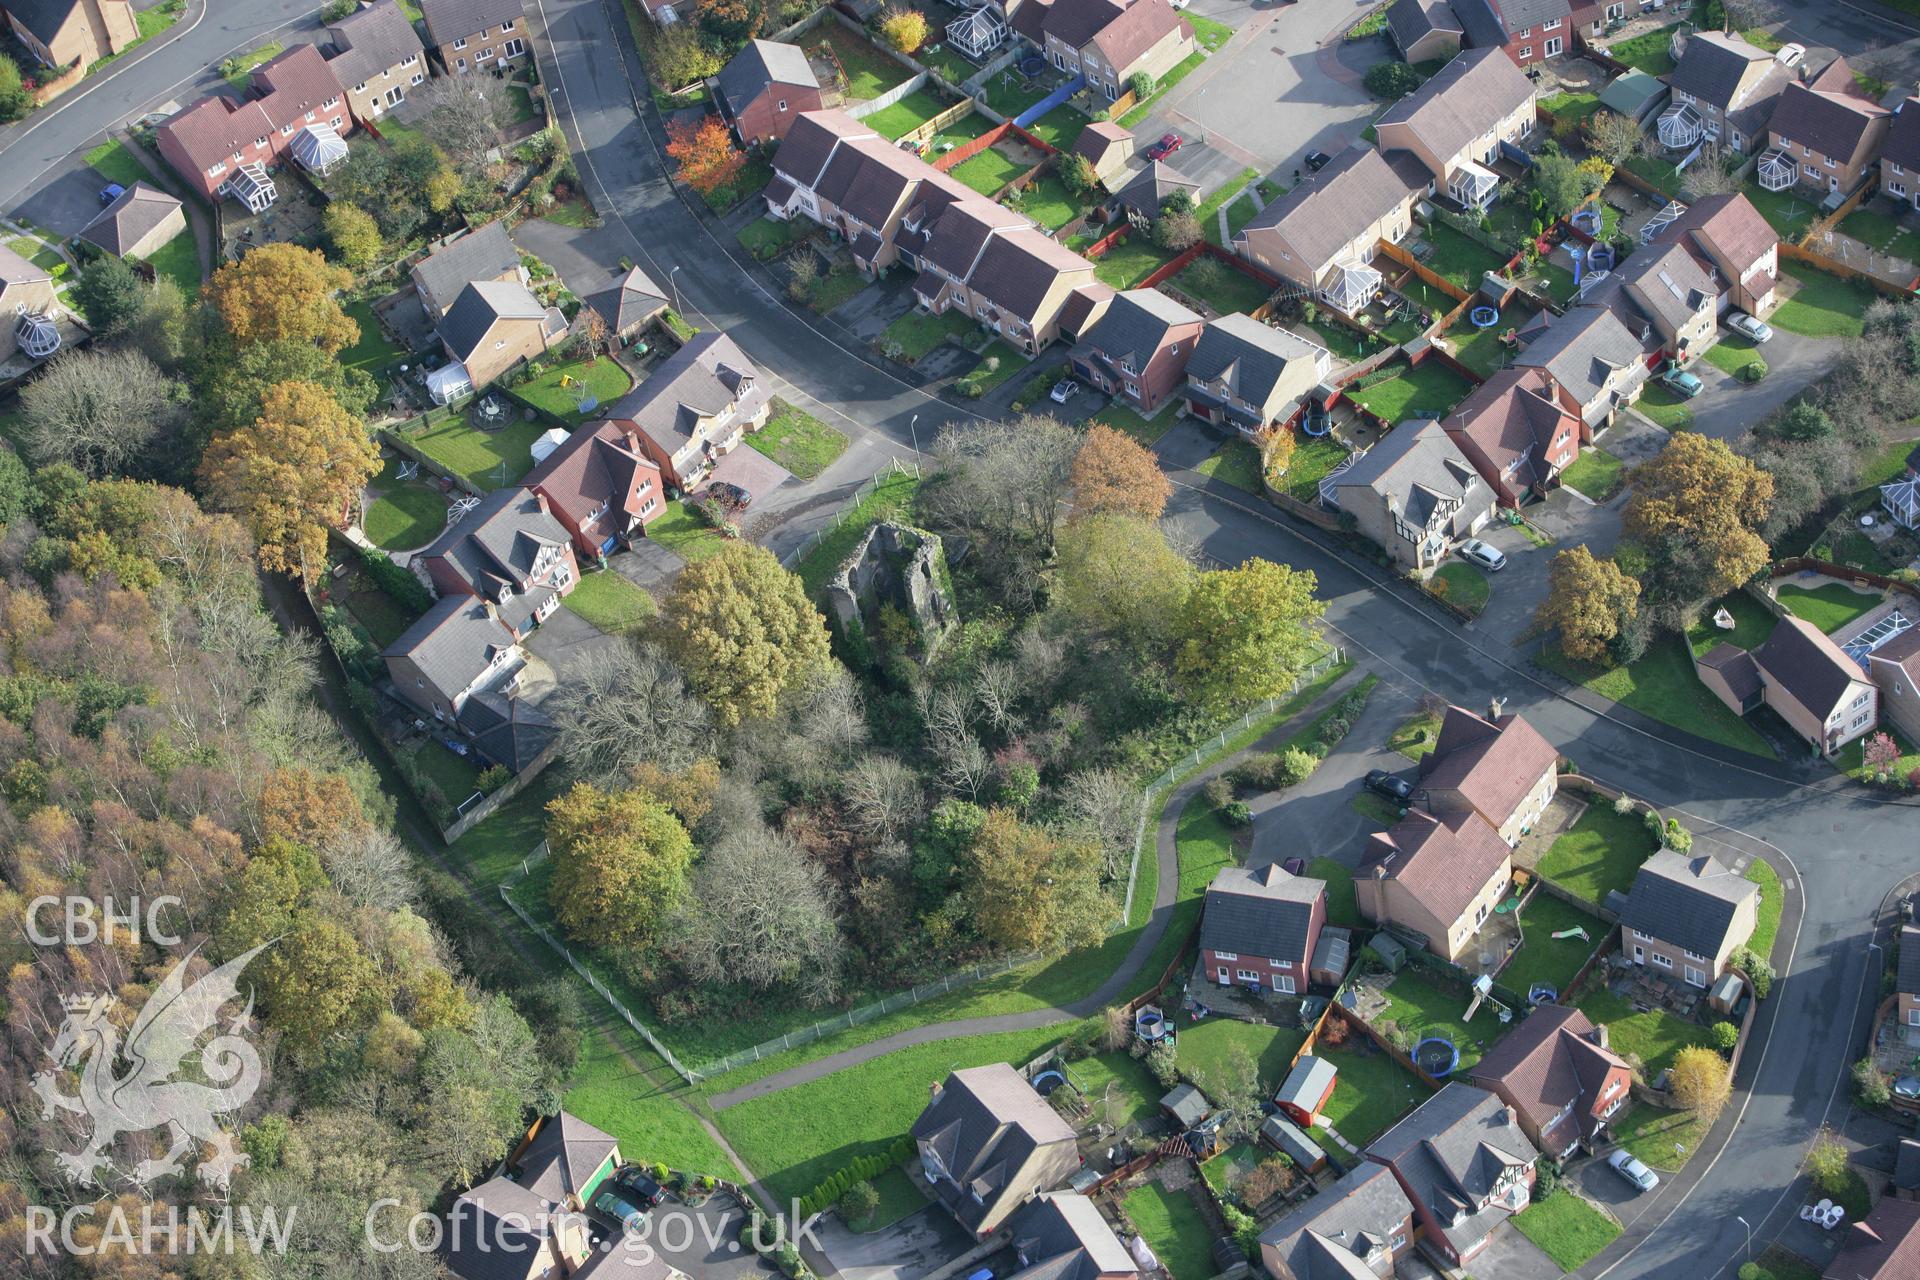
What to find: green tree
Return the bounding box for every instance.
[0,53,30,122]
[198,339,378,444]
[1055,513,1195,652]
[1174,558,1327,712]
[322,203,384,269]
[545,781,695,953]
[256,913,385,1053]
[1059,152,1100,198]
[1530,151,1593,220]
[1768,401,1834,441]
[1803,1128,1851,1194]
[657,542,833,726]
[1364,61,1423,99]
[1624,433,1774,616]
[1670,1045,1731,1119]
[963,808,1108,956]
[71,257,147,336]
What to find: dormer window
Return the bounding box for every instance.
[501,17,515,29]
[455,36,468,48]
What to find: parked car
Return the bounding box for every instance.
[586,1184,653,1232]
[1607,1148,1660,1193]
[1457,538,1507,572]
[1146,133,1183,160]
[1895,1074,1920,1101]
[612,1168,666,1206]
[99,183,125,205]
[1304,150,1332,172]
[1050,379,1080,404]
[1363,769,1413,803]
[1661,367,1705,398]
[1725,312,1773,343]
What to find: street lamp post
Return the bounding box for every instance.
[909,413,921,456]
[669,265,684,315]
[1734,1215,1752,1262]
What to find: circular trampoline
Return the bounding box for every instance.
[1572,208,1602,236]
[1135,1008,1168,1042]
[1032,1069,1066,1095]
[1470,305,1500,329]
[1018,55,1045,76]
[1529,983,1558,1005]
[1414,1035,1460,1078]
[1304,410,1331,437]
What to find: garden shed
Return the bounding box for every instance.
[1161,1083,1211,1128]
[1258,1113,1327,1173]
[1274,1055,1338,1126]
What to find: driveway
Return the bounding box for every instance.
[612,540,687,591]
[698,446,792,506]
[1466,1222,1561,1280]
[637,1194,777,1280]
[1684,332,1841,442]
[1248,678,1423,870]
[814,1203,976,1280]
[524,602,623,683]
[1132,0,1385,179]
[513,215,658,306]
[14,156,119,239]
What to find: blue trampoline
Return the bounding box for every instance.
[1304,408,1331,437]
[1572,207,1602,236]
[1587,244,1614,272]
[1529,983,1558,1005]
[1414,1035,1460,1077]
[1032,1069,1066,1095]
[1470,305,1500,329]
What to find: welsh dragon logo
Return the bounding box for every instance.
[30,942,269,1191]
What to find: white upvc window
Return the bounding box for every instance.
[1214,951,1238,962]
[1273,974,1296,994]
[1651,952,1674,970]
[501,17,515,28]
[1518,46,1533,58]
[1235,969,1261,983]
[455,36,468,48]
[504,37,524,56]
[1543,18,1561,28]
[1910,1006,1920,1027]
[1544,36,1562,55]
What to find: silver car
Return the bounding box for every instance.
[1726,312,1774,343]
[1607,1148,1660,1193]
[1457,538,1507,572]
[1049,379,1079,404]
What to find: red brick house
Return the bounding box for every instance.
[1467,1006,1632,1158]
[418,488,579,639]
[1441,367,1586,508]
[1200,863,1326,995]
[155,43,351,207]
[1068,287,1203,413]
[713,39,827,148]
[1449,0,1600,68]
[1367,1084,1538,1268]
[524,420,666,561]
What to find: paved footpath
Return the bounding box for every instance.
[707,668,1365,1112]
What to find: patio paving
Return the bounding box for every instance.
[697,445,792,506]
[1512,793,1587,873]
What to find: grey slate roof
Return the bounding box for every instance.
[1621,850,1760,959]
[326,0,426,90]
[1769,60,1886,161]
[445,1175,557,1280]
[1242,145,1427,273]
[1162,1083,1211,1127]
[1009,1194,1136,1280]
[1897,925,1920,995]
[1622,241,1716,332]
[608,330,763,458]
[419,0,524,43]
[1448,0,1510,50]
[1331,419,1485,529]
[1884,98,1920,173]
[911,1064,1077,1233]
[424,486,570,597]
[76,181,183,257]
[415,221,521,317]
[1258,1114,1326,1170]
[1600,71,1667,120]
[715,39,820,117]
[1201,862,1324,964]
[1385,0,1463,51]
[1488,0,1570,33]
[1668,31,1786,116]
[1079,287,1201,372]
[1114,160,1200,218]
[1376,48,1534,175]
[1258,1162,1414,1280]
[457,689,556,772]
[0,242,53,287]
[3,0,90,48]
[517,1110,620,1205]
[1511,304,1650,425]
[1894,1138,1920,1192]
[1186,314,1327,411]
[440,278,549,363]
[1366,1083,1537,1257]
[580,266,670,335]
[384,595,517,707]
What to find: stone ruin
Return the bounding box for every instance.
[824,521,956,662]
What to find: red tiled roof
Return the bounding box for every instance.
[1362,807,1511,930]
[1467,1006,1628,1149]
[524,420,661,527]
[250,42,349,132]
[1651,192,1776,278]
[1418,705,1559,829]
[1443,367,1580,490]
[158,94,276,174]
[1824,1199,1920,1279]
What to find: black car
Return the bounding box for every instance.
[612,1168,666,1206]
[1364,769,1413,803]
[1304,150,1332,172]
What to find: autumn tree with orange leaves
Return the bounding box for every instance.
[667,115,748,197]
[1070,422,1171,519]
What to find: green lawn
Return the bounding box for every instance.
[1314,1038,1432,1146]
[1422,223,1511,291]
[814,25,910,100]
[223,41,286,89]
[1776,581,1882,634]
[1344,361,1474,421]
[1274,436,1350,503]
[738,215,812,261]
[645,501,728,564]
[1604,24,1680,74]
[696,156,773,214]
[1612,1100,1707,1171]
[1121,1183,1215,1280]
[1092,237,1176,289]
[513,357,634,425]
[1686,592,1775,658]
[749,400,849,480]
[408,416,549,491]
[1839,206,1920,267]
[1633,380,1694,430]
[1201,1141,1261,1197]
[341,298,405,382]
[956,340,1030,396]
[1576,989,1715,1077]
[848,1165,927,1231]
[1537,800,1658,904]
[1702,335,1767,380]
[1024,104,1093,152]
[140,230,203,295]
[715,1022,1070,1204]
[364,467,447,550]
[1093,398,1182,446]
[1218,193,1262,245]
[1539,91,1602,123]
[6,237,66,279]
[863,88,952,141]
[1513,1193,1622,1271]
[796,472,922,596]
[1198,168,1259,247]
[1536,637,1777,758]
[407,738,480,803]
[1176,1019,1307,1096]
[1428,562,1489,616]
[1447,323,1512,378]
[1389,711,1442,761]
[1835,723,1920,789]
[1195,438,1262,494]
[1187,12,1236,49]
[1744,858,1782,962]
[563,1031,742,1181]
[1010,171,1085,232]
[804,263,868,313]
[1310,858,1360,929]
[1067,1050,1163,1129]
[1503,895,1606,997]
[85,139,151,189]
[1560,447,1624,502]
[881,307,977,361]
[563,570,655,634]
[1373,969,1508,1071]
[1118,50,1207,129]
[1743,183,1821,240]
[1771,264,1878,339]
[1351,791,1404,827]
[1170,258,1272,316]
[982,69,1053,119]
[950,145,1026,196]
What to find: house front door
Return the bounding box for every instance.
[1216,967,1229,984]
[1633,945,1644,964]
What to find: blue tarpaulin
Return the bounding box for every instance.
[1014,75,1085,128]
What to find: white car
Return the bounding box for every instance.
[1726,312,1774,343]
[1049,379,1080,404]
[1457,538,1507,572]
[1607,1148,1660,1193]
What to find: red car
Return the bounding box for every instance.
[1145,132,1183,160]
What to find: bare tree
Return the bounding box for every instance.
[1718,0,1778,33]
[1680,144,1739,199]
[1058,768,1142,881]
[924,414,1079,557]
[322,826,418,912]
[973,660,1024,733]
[673,826,845,1002]
[843,755,924,837]
[1012,625,1070,693]
[548,642,715,780]
[410,74,510,169]
[1585,110,1644,166]
[20,347,184,475]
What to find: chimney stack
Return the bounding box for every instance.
[1488,696,1506,720]
[1592,1023,1610,1050]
